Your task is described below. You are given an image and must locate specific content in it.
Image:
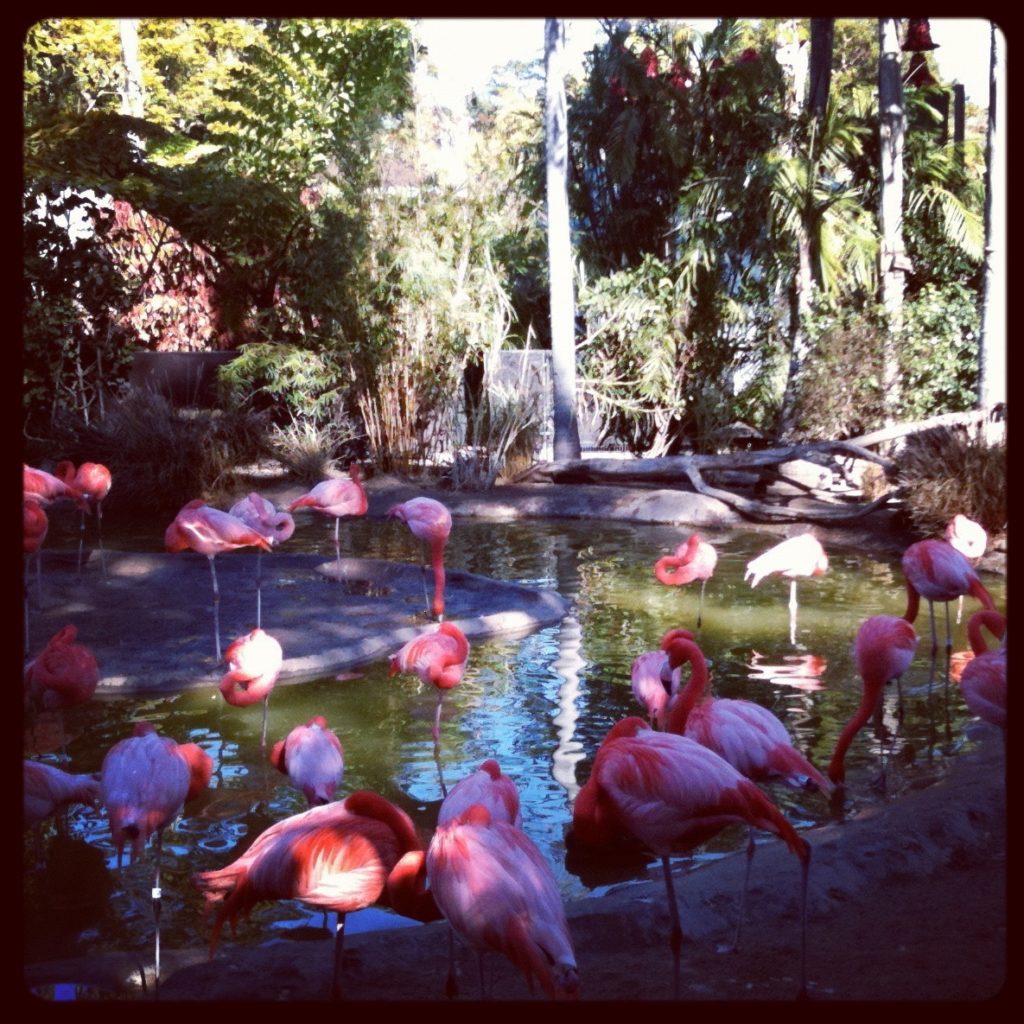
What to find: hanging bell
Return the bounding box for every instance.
[902,18,939,52]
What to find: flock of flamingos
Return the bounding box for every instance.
[23,459,1006,1000]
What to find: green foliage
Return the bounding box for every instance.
[896,427,1006,539]
[219,343,346,427]
[894,283,980,419]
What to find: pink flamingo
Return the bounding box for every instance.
[654,532,718,627]
[270,715,345,806]
[100,721,212,994]
[24,624,99,763]
[55,461,113,573]
[387,497,452,621]
[572,717,811,999]
[901,538,996,656]
[193,790,439,999]
[165,500,273,660]
[437,758,522,828]
[228,493,295,628]
[287,464,367,580]
[660,628,831,952]
[958,610,1006,737]
[389,621,469,797]
[630,647,677,729]
[427,802,579,1000]
[24,759,100,827]
[744,533,828,641]
[827,615,920,795]
[433,759,523,997]
[23,463,85,508]
[219,627,284,748]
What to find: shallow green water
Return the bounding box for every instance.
[24,508,1007,973]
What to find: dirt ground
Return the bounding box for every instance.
[21,476,1009,1007]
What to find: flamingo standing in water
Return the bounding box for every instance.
[660,628,831,952]
[100,721,212,995]
[389,621,469,796]
[270,715,345,806]
[219,627,284,748]
[228,493,295,628]
[744,533,828,643]
[433,759,523,997]
[24,624,99,763]
[827,615,920,797]
[654,533,718,628]
[55,460,112,573]
[387,497,452,621]
[427,802,579,1000]
[571,717,811,999]
[901,538,996,656]
[165,500,273,660]
[23,463,85,508]
[193,790,439,999]
[958,610,1006,738]
[287,464,367,581]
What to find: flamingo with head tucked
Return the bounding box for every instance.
[193,790,439,999]
[100,721,212,995]
[270,715,345,807]
[387,497,452,621]
[654,533,718,627]
[572,717,811,999]
[428,802,579,1000]
[228,493,295,628]
[220,627,284,748]
[24,624,99,763]
[165,500,273,660]
[389,621,469,796]
[287,465,367,580]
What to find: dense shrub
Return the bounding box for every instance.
[896,426,1006,542]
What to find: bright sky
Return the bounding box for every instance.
[414,17,996,109]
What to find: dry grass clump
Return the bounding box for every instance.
[49,390,270,516]
[896,426,1006,541]
[266,416,362,484]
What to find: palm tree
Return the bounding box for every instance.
[545,17,582,460]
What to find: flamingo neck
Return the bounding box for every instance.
[430,539,447,619]
[662,639,708,734]
[968,610,1006,654]
[902,582,920,624]
[827,679,883,784]
[386,850,440,922]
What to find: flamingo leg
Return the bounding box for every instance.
[445,926,459,999]
[331,911,347,999]
[432,693,449,798]
[334,518,342,580]
[660,856,684,1000]
[208,555,222,661]
[77,508,86,573]
[153,831,163,1000]
[261,695,270,750]
[96,502,107,577]
[719,827,756,954]
[256,549,263,629]
[697,579,707,630]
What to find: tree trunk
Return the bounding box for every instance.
[877,18,908,421]
[979,23,1006,436]
[544,18,581,461]
[119,18,146,152]
[808,18,834,120]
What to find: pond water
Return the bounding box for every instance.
[24,507,1007,977]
